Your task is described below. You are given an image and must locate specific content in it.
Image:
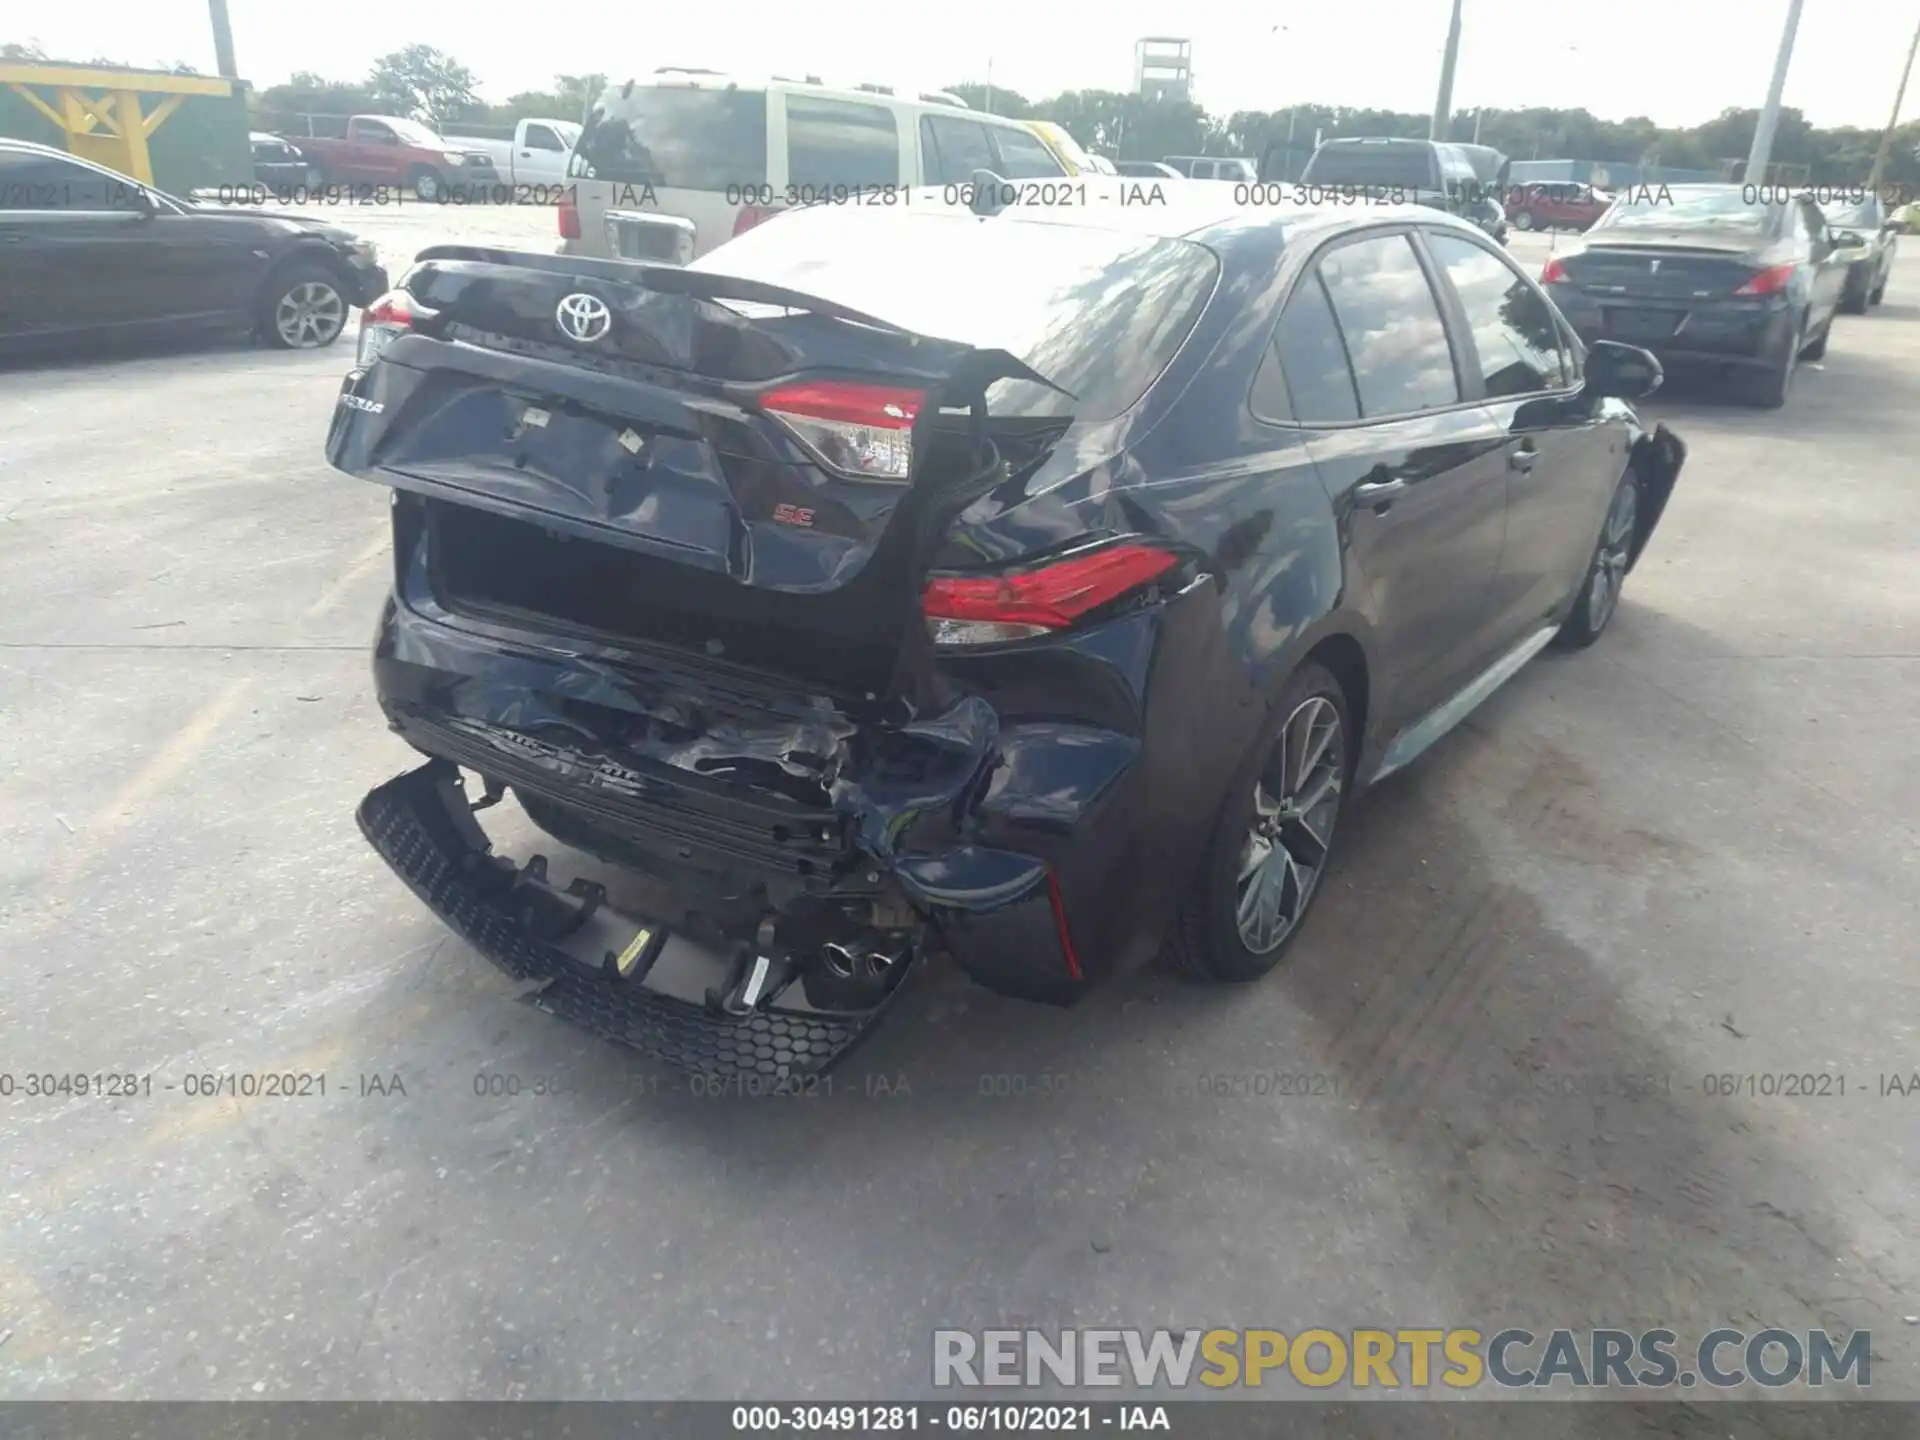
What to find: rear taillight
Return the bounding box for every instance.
[557,186,581,241]
[1540,257,1570,284]
[921,542,1182,647]
[1734,263,1795,297]
[732,204,783,237]
[355,289,436,369]
[760,380,923,481]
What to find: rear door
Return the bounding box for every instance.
[780,92,907,194]
[1272,229,1512,732]
[919,114,998,185]
[1420,226,1617,642]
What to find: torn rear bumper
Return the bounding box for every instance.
[358,760,912,1080]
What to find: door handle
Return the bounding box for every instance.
[1508,444,1538,474]
[1353,475,1408,508]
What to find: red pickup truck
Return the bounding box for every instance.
[300,115,501,201]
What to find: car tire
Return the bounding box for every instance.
[1746,319,1802,408]
[1870,269,1888,305]
[409,167,443,202]
[1552,472,1639,651]
[1166,662,1351,984]
[1513,210,1535,230]
[256,262,351,350]
[1841,273,1870,315]
[1801,318,1830,361]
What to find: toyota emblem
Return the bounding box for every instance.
[556,292,612,344]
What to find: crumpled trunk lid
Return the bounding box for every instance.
[327,247,1070,699]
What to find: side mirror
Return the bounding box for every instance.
[1583,339,1663,401]
[130,186,159,218]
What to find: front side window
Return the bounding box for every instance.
[990,124,1066,179]
[785,96,900,189]
[1425,232,1566,397]
[523,124,565,152]
[1316,233,1460,416]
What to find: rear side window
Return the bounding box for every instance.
[921,116,995,185]
[990,124,1066,179]
[569,86,769,189]
[786,96,901,188]
[1269,273,1361,423]
[1317,234,1460,415]
[1424,232,1566,396]
[693,207,1219,421]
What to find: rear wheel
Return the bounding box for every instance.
[1801,318,1830,361]
[1745,318,1801,408]
[1841,268,1871,315]
[1167,663,1350,983]
[1553,474,1638,650]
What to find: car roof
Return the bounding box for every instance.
[892,183,1491,252]
[596,70,1017,122]
[0,138,71,158]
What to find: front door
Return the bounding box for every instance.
[1419,227,1621,641]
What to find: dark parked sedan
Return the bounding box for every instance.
[0,139,388,357]
[249,131,319,189]
[1819,193,1898,313]
[1542,184,1850,407]
[327,190,1684,1081]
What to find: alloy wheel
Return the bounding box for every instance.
[1235,695,1345,955]
[1587,481,1639,633]
[274,281,346,348]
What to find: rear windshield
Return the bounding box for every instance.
[568,85,768,189]
[691,208,1219,421]
[1304,145,1436,189]
[1597,188,1777,233]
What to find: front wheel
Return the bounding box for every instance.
[1553,474,1639,650]
[1166,663,1351,983]
[257,263,349,349]
[409,167,443,202]
[1512,209,1535,231]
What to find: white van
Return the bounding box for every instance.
[558,70,1068,263]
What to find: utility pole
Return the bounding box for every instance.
[984,57,994,115]
[1473,107,1483,144]
[207,0,238,78]
[1430,0,1464,140]
[1744,0,1805,185]
[1868,16,1920,192]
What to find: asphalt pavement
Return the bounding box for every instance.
[0,207,1916,1416]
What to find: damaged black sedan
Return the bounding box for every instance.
[326,190,1685,1082]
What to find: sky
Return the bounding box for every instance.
[14,0,1920,132]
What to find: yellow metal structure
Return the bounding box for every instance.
[0,63,235,184]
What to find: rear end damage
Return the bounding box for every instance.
[331,249,1210,1078]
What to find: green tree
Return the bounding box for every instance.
[366,44,483,129]
[946,82,1032,118]
[1,40,49,60]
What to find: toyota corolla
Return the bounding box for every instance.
[326,188,1685,1081]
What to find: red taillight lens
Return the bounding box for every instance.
[921,543,1182,646]
[557,186,581,241]
[732,204,783,237]
[760,380,923,481]
[355,288,434,368]
[1540,257,1570,284]
[1734,263,1794,296]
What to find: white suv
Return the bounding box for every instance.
[559,71,1068,263]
